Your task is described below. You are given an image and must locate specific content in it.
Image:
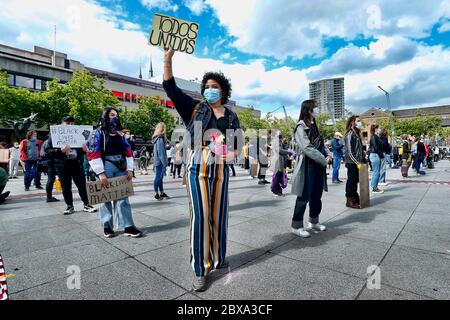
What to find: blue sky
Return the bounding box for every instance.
[0,0,449,118]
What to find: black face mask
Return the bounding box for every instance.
[107,117,119,133]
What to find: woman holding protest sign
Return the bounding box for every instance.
[87,107,142,239]
[163,48,242,292]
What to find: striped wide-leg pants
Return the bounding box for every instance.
[186,148,230,277]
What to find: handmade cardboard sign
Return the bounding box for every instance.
[86,176,134,205]
[0,149,9,164]
[50,125,93,148]
[149,13,199,54]
[358,163,370,208]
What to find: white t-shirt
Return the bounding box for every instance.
[9,147,20,160]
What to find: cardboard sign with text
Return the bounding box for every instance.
[86,176,134,205]
[149,13,199,54]
[0,149,9,164]
[50,125,93,148]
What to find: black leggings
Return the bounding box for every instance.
[345,163,359,198]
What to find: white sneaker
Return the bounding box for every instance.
[308,222,327,231]
[379,182,388,186]
[291,227,311,238]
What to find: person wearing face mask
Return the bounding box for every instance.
[344,116,365,208]
[87,108,142,238]
[163,48,242,292]
[20,130,43,191]
[8,142,20,179]
[291,100,332,238]
[368,124,384,193]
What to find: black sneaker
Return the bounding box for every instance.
[124,226,143,238]
[155,194,162,200]
[63,206,75,215]
[46,197,60,203]
[25,186,30,191]
[258,181,264,185]
[103,227,115,238]
[35,185,44,190]
[83,204,97,213]
[160,193,170,199]
[263,180,270,184]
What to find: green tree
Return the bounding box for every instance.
[33,78,70,128]
[63,69,119,125]
[315,112,334,140]
[0,70,36,124]
[237,108,269,131]
[121,97,175,142]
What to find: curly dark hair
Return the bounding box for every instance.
[100,107,123,132]
[200,71,232,105]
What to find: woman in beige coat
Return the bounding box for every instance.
[291,100,331,238]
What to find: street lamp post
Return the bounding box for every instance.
[378,86,395,145]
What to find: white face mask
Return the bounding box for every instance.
[311,108,319,118]
[355,122,363,129]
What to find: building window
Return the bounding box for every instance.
[35,79,42,90]
[7,74,14,86]
[15,75,34,89]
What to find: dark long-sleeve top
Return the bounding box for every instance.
[162,76,242,155]
[369,135,384,159]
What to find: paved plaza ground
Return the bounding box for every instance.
[1,160,449,300]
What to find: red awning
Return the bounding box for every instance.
[112,90,123,98]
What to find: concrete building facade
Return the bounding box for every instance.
[309,78,345,120]
[0,43,261,142]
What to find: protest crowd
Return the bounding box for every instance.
[0,48,449,293]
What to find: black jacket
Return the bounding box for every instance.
[369,135,384,159]
[163,77,242,152]
[344,129,363,165]
[43,136,85,168]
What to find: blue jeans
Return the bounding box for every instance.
[379,153,387,183]
[332,157,341,182]
[386,154,392,168]
[24,160,41,188]
[99,155,135,230]
[154,164,165,193]
[369,153,381,189]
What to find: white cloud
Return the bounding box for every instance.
[140,0,178,12]
[183,0,207,15]
[0,0,449,118]
[307,36,419,79]
[438,20,450,32]
[207,0,449,61]
[219,53,231,60]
